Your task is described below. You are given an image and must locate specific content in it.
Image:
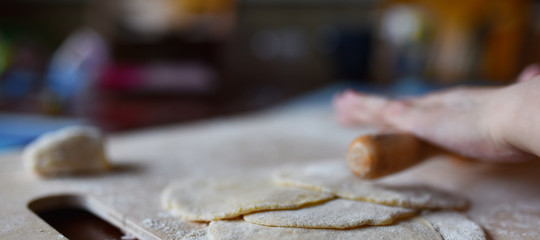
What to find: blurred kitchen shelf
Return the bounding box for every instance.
[243,0,376,5]
[0,0,89,4]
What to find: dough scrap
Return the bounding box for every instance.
[23,126,110,177]
[273,160,468,209]
[161,173,335,221]
[243,198,416,229]
[209,218,442,240]
[421,211,486,240]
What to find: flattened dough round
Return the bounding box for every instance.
[421,211,486,240]
[273,160,467,209]
[209,218,442,240]
[243,199,416,229]
[161,174,335,221]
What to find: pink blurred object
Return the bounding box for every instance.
[99,62,217,94]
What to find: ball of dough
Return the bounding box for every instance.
[23,126,110,177]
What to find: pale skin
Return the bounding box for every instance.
[334,65,540,162]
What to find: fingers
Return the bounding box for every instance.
[333,89,367,125]
[333,89,420,131]
[333,89,392,126]
[517,64,540,83]
[333,89,447,141]
[381,100,430,135]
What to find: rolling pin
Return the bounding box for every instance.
[346,133,444,179]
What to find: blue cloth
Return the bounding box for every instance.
[0,114,83,153]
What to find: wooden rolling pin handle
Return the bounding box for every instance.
[346,133,441,179]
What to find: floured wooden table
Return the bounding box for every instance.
[1,106,540,239]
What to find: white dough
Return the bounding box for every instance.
[273,160,468,209]
[243,198,416,229]
[23,126,109,177]
[209,218,443,240]
[161,173,335,221]
[421,211,486,240]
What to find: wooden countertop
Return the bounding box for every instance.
[1,106,540,239]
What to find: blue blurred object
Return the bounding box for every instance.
[0,114,84,153]
[45,28,109,101]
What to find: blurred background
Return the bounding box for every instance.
[0,0,538,149]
